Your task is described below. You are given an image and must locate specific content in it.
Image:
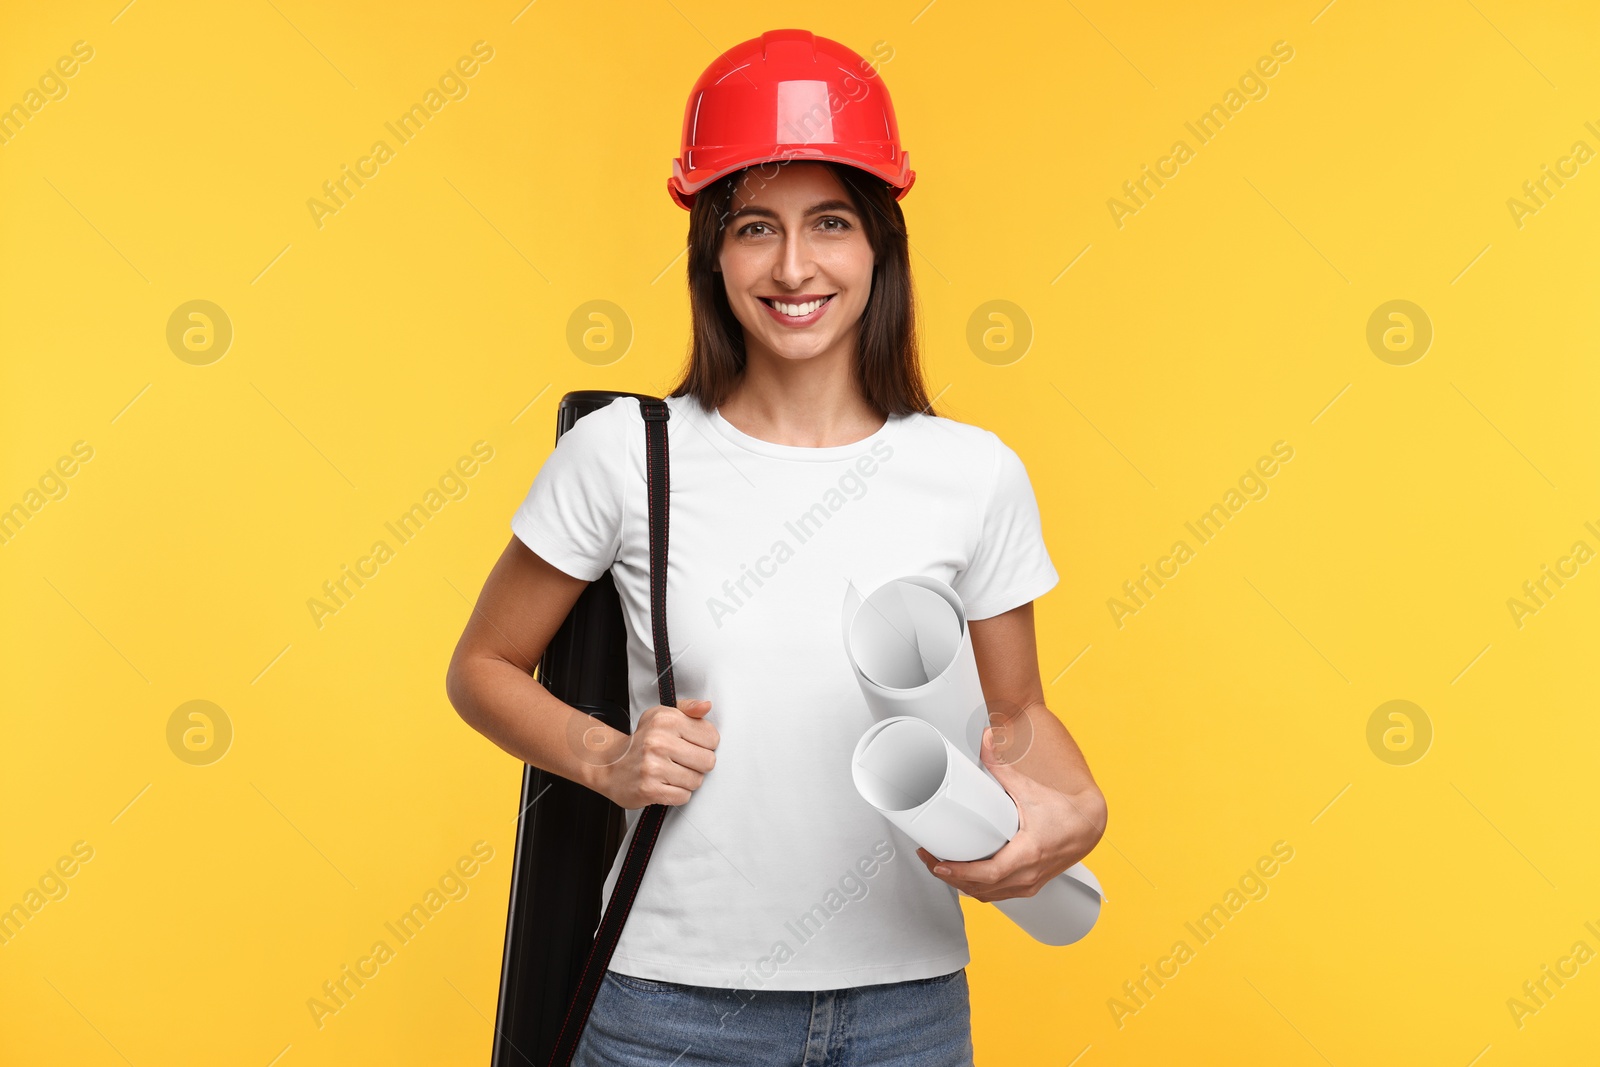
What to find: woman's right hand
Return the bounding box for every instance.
[594,698,719,810]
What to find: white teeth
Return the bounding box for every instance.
[770,297,827,316]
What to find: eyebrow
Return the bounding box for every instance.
[727,199,858,222]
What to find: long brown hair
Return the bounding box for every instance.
[667,161,939,419]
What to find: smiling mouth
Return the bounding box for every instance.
[759,294,836,317]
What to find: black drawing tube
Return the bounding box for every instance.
[490,390,660,1067]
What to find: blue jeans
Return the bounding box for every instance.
[571,967,975,1066]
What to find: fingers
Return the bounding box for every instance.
[680,717,720,751]
[638,711,715,797]
[918,843,1036,900]
[622,699,719,807]
[670,699,720,750]
[639,702,719,750]
[641,748,705,803]
[665,736,716,774]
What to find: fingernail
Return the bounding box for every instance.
[935,865,951,876]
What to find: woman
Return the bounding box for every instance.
[445,29,1107,1067]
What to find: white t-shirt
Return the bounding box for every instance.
[509,391,1059,991]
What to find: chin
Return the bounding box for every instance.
[768,339,833,361]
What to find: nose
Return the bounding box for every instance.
[772,228,816,290]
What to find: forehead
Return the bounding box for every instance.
[728,162,854,212]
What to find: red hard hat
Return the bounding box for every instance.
[667,29,915,211]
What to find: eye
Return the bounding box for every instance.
[737,221,773,237]
[818,216,851,231]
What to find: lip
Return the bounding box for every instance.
[759,293,836,328]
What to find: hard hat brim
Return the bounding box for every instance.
[668,149,914,211]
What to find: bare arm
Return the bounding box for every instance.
[444,535,718,809]
[970,601,1105,822]
[914,600,1108,899]
[444,536,617,792]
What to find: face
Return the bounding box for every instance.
[715,162,875,366]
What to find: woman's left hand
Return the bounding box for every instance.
[915,725,1107,903]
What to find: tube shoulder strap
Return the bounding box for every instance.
[546,395,673,1067]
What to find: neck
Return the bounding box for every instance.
[721,331,884,448]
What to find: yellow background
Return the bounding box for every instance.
[3,1,1598,1064]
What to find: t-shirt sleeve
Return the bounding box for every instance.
[509,399,627,582]
[952,432,1060,621]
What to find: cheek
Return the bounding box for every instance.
[839,264,876,310]
[717,248,763,297]
[843,244,877,290]
[818,243,873,288]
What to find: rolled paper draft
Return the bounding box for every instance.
[841,575,990,768]
[851,715,1103,947]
